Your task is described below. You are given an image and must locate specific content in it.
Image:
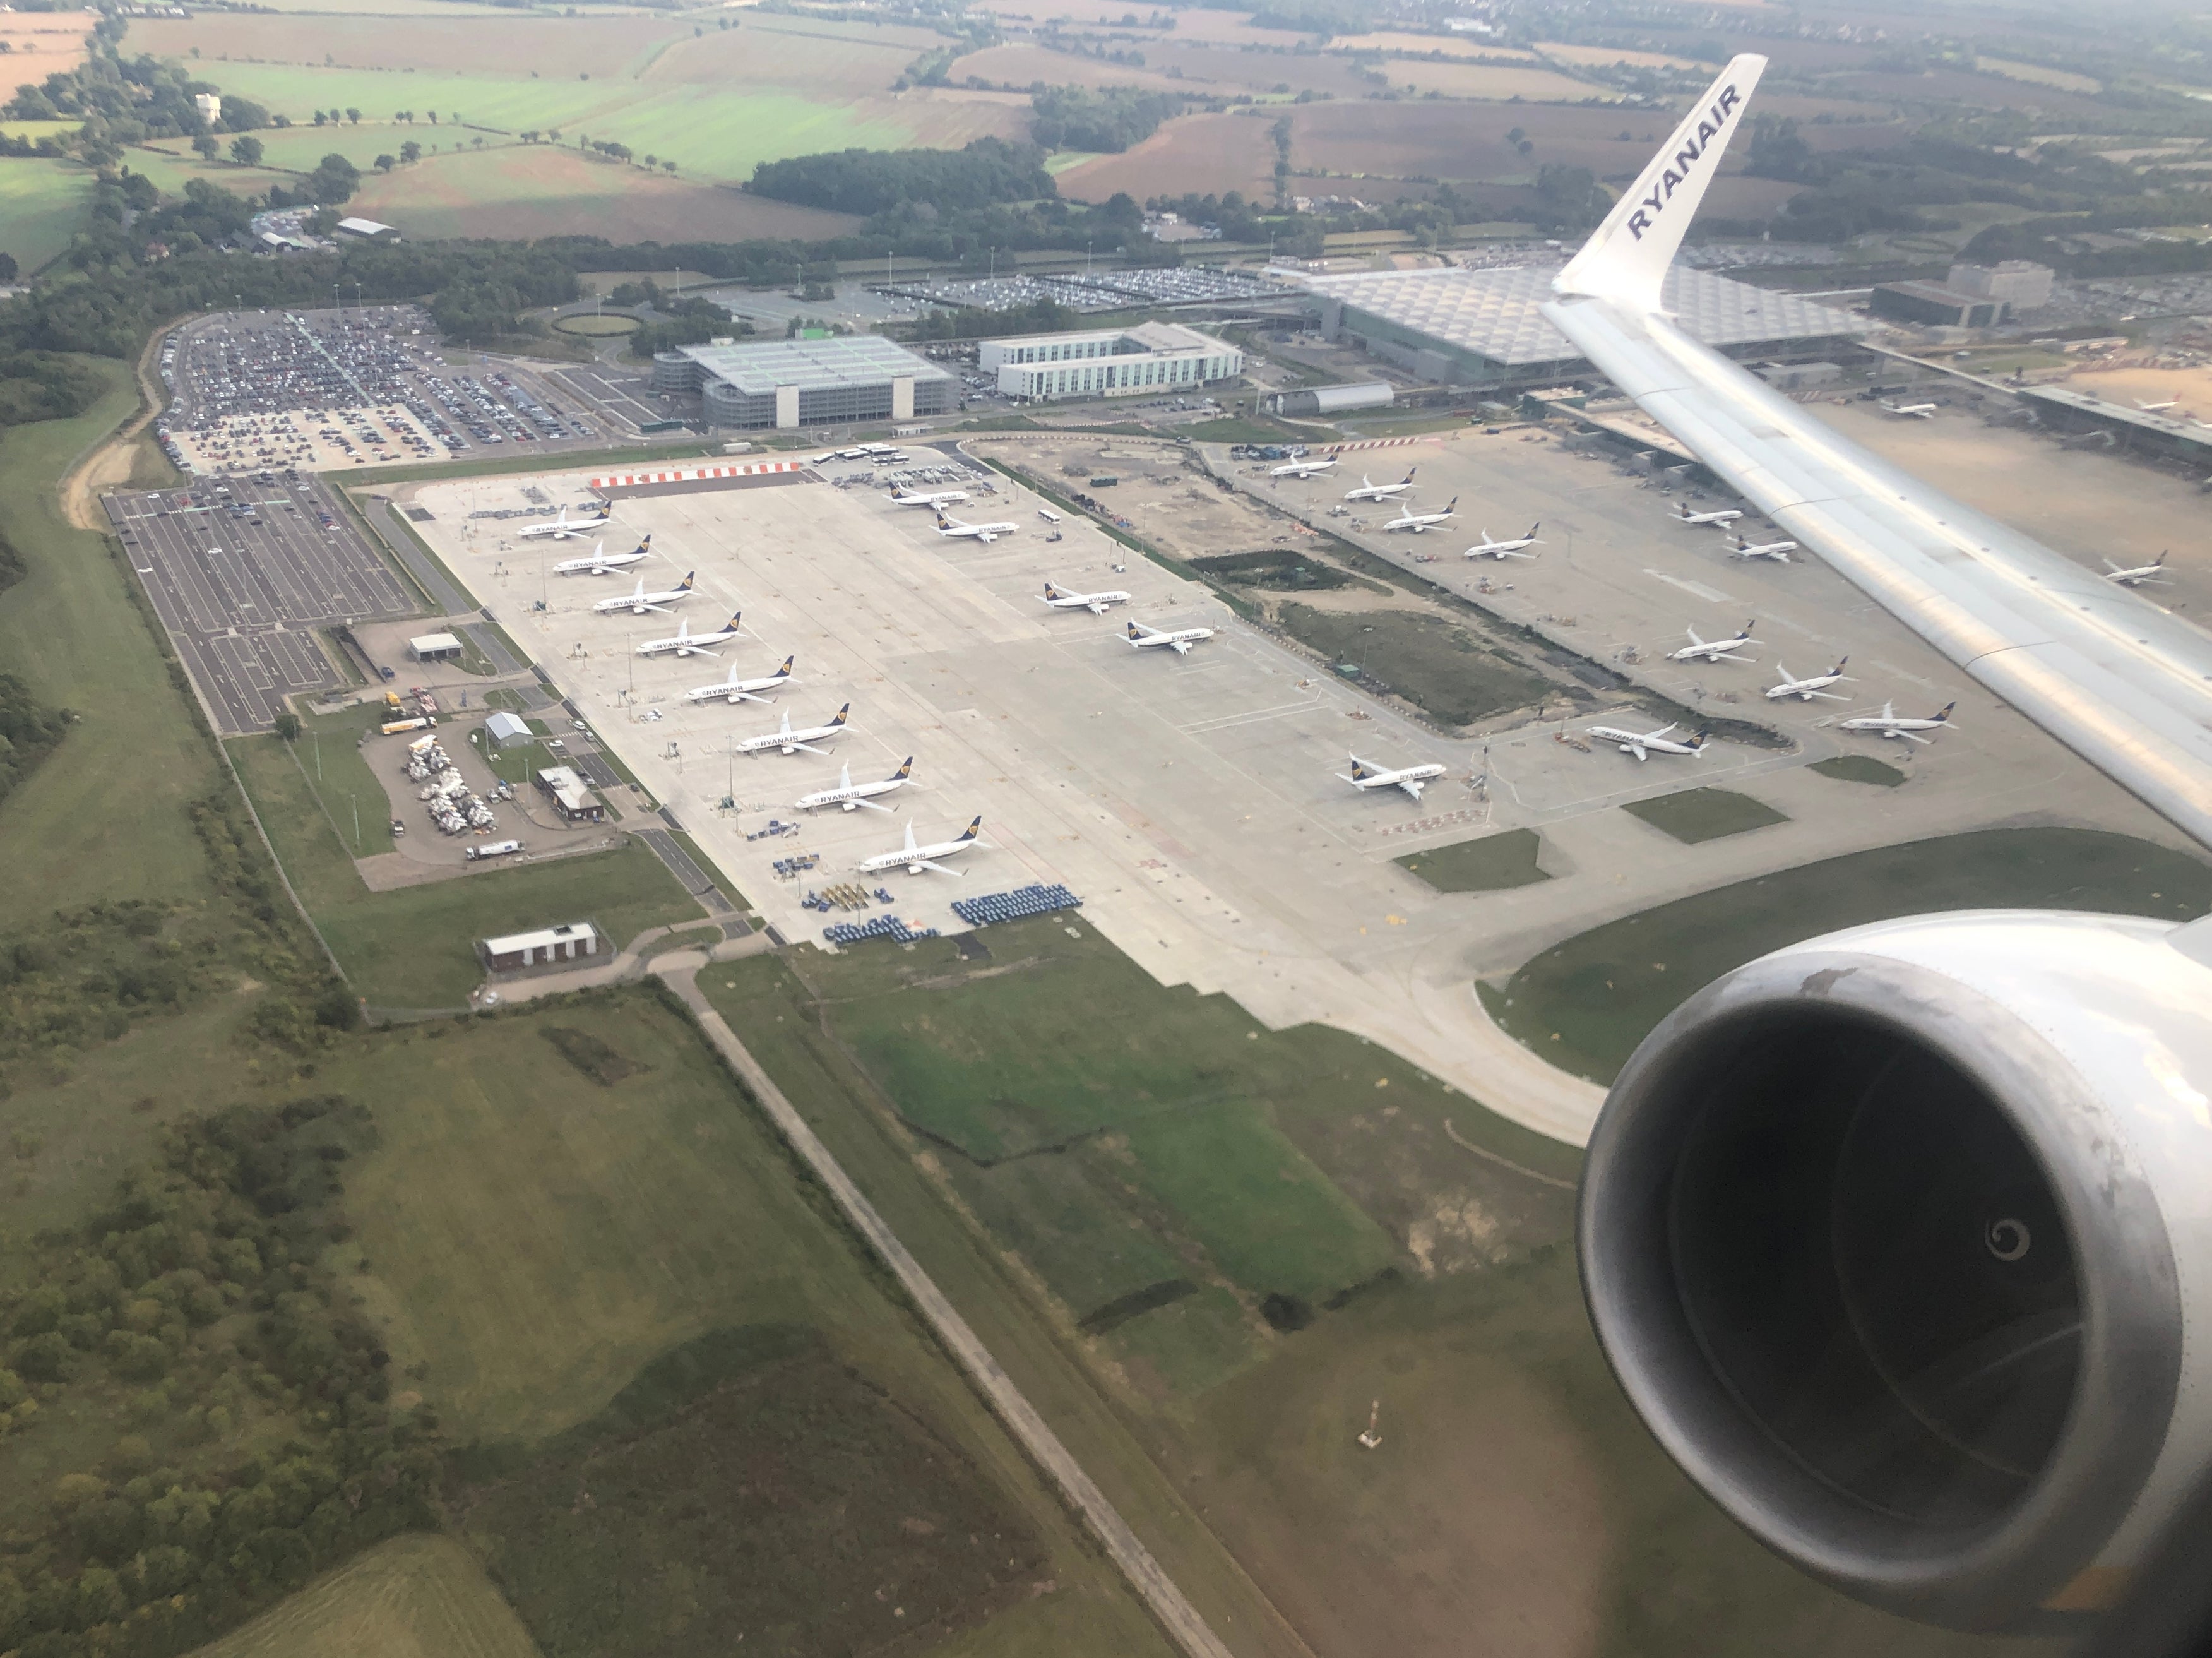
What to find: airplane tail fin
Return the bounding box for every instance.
[772,655,793,677]
[1832,655,1849,675]
[1690,728,1711,748]
[891,757,913,780]
[1043,583,1062,600]
[727,612,743,633]
[958,816,982,841]
[1444,496,1458,511]
[678,571,695,590]
[1934,701,1956,721]
[1403,467,1417,484]
[1553,54,1769,314]
[1348,756,1374,779]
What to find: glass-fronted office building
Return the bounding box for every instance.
[651,337,956,430]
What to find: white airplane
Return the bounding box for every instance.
[796,756,914,814]
[1586,720,1709,761]
[1726,532,1799,562]
[636,611,744,658]
[1271,455,1339,479]
[1671,503,1743,527]
[856,814,987,877]
[1338,753,1448,800]
[1126,619,1215,655]
[1465,523,1542,559]
[686,655,795,706]
[552,535,650,576]
[592,570,696,616]
[934,506,1020,542]
[2106,552,2172,587]
[2137,397,2181,412]
[518,502,611,540]
[734,703,852,756]
[1878,401,1937,419]
[1765,657,1850,701]
[1343,467,1417,503]
[891,486,970,507]
[1040,580,1131,614]
[1667,621,1756,664]
[1383,495,1458,534]
[1840,700,1956,744]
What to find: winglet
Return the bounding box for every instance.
[1554,54,1768,314]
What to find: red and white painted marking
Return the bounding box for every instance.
[588,460,811,489]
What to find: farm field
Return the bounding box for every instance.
[0,366,227,927]
[184,1535,542,1658]
[1333,32,1545,60]
[704,925,2043,1658]
[314,990,1162,1658]
[225,730,703,1007]
[945,40,1196,93]
[343,145,864,244]
[1975,55,2102,93]
[0,9,96,80]
[1537,40,1712,71]
[116,143,296,200]
[0,157,95,273]
[1488,827,2212,1085]
[1055,110,1278,203]
[1381,61,1617,101]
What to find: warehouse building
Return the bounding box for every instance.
[408,631,463,663]
[1266,381,1393,417]
[1870,281,2007,330]
[1304,265,1869,386]
[980,322,1242,402]
[482,711,532,751]
[480,922,598,972]
[651,337,954,430]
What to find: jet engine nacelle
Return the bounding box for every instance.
[1578,910,2212,1631]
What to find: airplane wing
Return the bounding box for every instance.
[911,857,966,876]
[1627,742,1648,761]
[788,739,833,757]
[1545,52,2212,848]
[1168,638,1192,654]
[1396,777,1427,801]
[1087,600,1110,614]
[639,602,674,615]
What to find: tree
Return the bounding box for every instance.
[312,110,327,126]
[307,152,360,204]
[0,253,16,283]
[643,153,657,169]
[400,140,421,164]
[375,153,395,171]
[192,133,218,160]
[273,713,301,741]
[660,158,675,174]
[228,134,263,166]
[345,107,360,124]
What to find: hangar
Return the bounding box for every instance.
[650,337,955,430]
[1304,264,1869,387]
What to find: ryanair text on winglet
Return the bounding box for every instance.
[1626,83,1744,241]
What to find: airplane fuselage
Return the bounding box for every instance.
[554,551,645,576]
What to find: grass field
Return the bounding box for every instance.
[1382,60,1616,100]
[344,145,864,244]
[0,157,95,273]
[312,991,1163,1657]
[1619,786,1790,844]
[1538,40,1711,71]
[703,922,2041,1658]
[1808,754,1906,786]
[226,731,701,1006]
[184,1534,542,1658]
[1396,827,1550,892]
[0,364,227,928]
[1489,827,2212,1084]
[1274,603,1553,727]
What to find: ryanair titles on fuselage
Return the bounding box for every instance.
[1625,84,1743,241]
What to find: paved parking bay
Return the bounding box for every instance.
[107,478,416,732]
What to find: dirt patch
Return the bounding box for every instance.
[0,11,96,80]
[1057,109,1278,203]
[538,1024,650,1086]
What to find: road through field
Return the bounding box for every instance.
[659,963,1239,1658]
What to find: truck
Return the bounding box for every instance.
[381,717,431,736]
[465,840,523,861]
[384,690,403,711]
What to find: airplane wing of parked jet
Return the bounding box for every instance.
[1542,53,2212,847]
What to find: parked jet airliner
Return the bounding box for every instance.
[1271,455,1339,479]
[1126,619,1215,655]
[1586,721,1708,761]
[1670,503,1742,527]
[593,571,695,616]
[1383,496,1458,533]
[891,486,970,508]
[1338,754,1448,800]
[1840,700,1956,743]
[934,507,1020,542]
[519,502,611,540]
[1725,534,1799,562]
[1041,581,1131,614]
[2106,552,2172,587]
[1877,401,1937,419]
[1343,468,1417,503]
[1765,658,1850,701]
[1465,523,1542,559]
[686,655,795,706]
[636,612,744,658]
[734,704,853,756]
[1667,623,1756,664]
[553,535,650,576]
[797,758,914,813]
[856,815,987,876]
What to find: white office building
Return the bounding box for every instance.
[981,322,1243,402]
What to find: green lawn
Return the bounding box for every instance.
[1396,827,1550,892]
[0,363,227,929]
[1620,785,1790,844]
[0,157,95,272]
[1275,603,1553,726]
[1489,827,2212,1084]
[1809,754,1906,787]
[227,731,701,1006]
[313,991,1158,1656]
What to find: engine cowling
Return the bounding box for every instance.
[1578,909,2212,1630]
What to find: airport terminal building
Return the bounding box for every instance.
[980,322,1243,402]
[652,337,955,429]
[1304,265,1869,388]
